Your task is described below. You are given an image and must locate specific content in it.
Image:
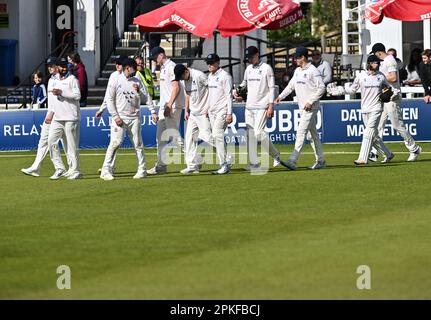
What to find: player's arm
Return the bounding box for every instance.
[224,74,234,124]
[137,78,158,122]
[266,66,275,117]
[59,77,81,101]
[106,80,122,126]
[344,75,360,95]
[276,71,296,103]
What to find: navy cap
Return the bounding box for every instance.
[115,55,127,65]
[150,46,165,61]
[371,42,386,54]
[367,54,381,64]
[245,46,259,58]
[46,57,59,66]
[294,46,308,58]
[122,57,137,69]
[174,64,187,81]
[57,57,68,66]
[206,53,220,64]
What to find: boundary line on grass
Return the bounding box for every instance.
[1,151,430,158]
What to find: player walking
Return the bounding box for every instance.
[45,58,82,180]
[234,46,284,171]
[206,53,234,175]
[100,58,156,180]
[147,47,186,175]
[275,47,326,170]
[21,57,69,177]
[327,55,395,165]
[369,43,422,162]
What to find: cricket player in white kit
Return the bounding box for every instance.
[21,57,68,177]
[206,53,234,175]
[45,58,82,180]
[234,46,284,171]
[174,64,212,174]
[100,58,156,180]
[147,46,186,175]
[370,43,422,162]
[327,55,394,165]
[95,55,126,119]
[275,47,326,170]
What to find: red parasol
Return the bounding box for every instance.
[366,0,431,24]
[133,0,303,38]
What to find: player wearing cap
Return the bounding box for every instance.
[99,58,156,180]
[275,47,326,170]
[369,42,422,162]
[21,57,69,177]
[174,64,212,174]
[327,55,395,165]
[147,46,186,175]
[95,55,127,119]
[45,57,82,180]
[234,45,285,171]
[206,53,234,175]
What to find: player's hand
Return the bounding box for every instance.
[274,96,282,104]
[424,95,431,104]
[133,84,139,92]
[95,111,103,119]
[151,113,159,123]
[164,103,172,117]
[304,103,312,112]
[225,114,233,124]
[184,111,189,121]
[45,114,53,124]
[52,88,62,96]
[266,104,274,118]
[114,117,124,127]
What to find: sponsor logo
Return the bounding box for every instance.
[237,0,282,27]
[170,14,196,32]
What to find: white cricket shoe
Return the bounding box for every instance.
[147,166,167,175]
[309,160,326,170]
[63,169,73,178]
[280,159,297,170]
[180,168,199,175]
[368,152,379,162]
[133,171,147,179]
[381,153,395,163]
[407,146,422,162]
[50,169,66,180]
[21,167,40,177]
[354,160,367,166]
[100,172,114,181]
[273,157,281,167]
[212,164,230,175]
[67,172,83,180]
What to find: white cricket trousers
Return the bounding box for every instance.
[156,107,183,167]
[358,111,392,162]
[48,120,80,174]
[289,108,324,163]
[245,109,280,165]
[377,97,419,152]
[30,122,69,171]
[209,112,230,166]
[184,114,213,170]
[102,118,146,173]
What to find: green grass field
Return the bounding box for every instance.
[1,142,431,299]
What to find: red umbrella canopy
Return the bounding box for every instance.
[133,0,303,38]
[366,0,431,24]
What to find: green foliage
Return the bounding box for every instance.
[268,18,316,44]
[268,0,342,43]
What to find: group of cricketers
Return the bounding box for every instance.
[20,42,422,180]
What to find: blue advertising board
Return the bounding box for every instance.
[1,99,430,151]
